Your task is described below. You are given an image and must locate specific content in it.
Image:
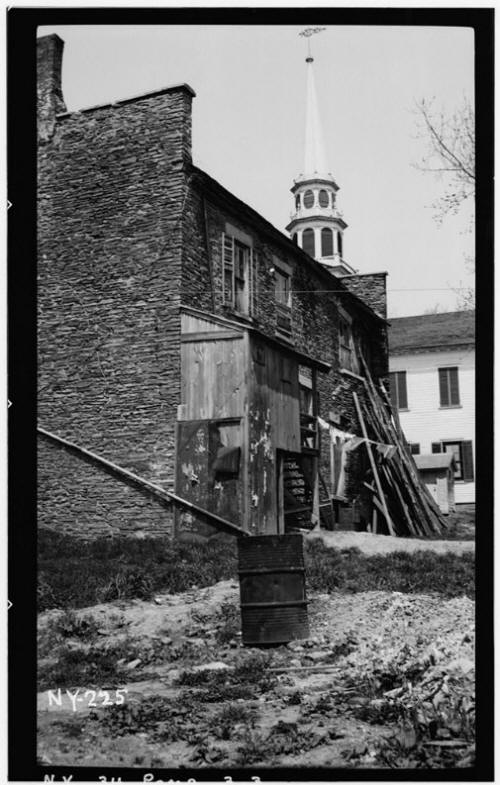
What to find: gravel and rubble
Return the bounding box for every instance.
[37,578,475,770]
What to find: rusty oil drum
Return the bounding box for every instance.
[237,534,309,645]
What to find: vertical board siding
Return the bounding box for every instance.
[180,337,245,420]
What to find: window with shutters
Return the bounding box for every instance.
[274,260,292,340]
[222,230,257,317]
[431,440,474,482]
[389,371,408,410]
[438,367,460,407]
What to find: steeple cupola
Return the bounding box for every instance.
[286,39,355,277]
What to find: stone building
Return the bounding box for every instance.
[37,34,389,539]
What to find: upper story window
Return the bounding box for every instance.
[337,231,343,257]
[389,370,408,410]
[295,194,301,210]
[222,227,257,317]
[339,317,353,370]
[321,227,333,257]
[303,190,314,209]
[438,367,460,407]
[319,189,329,208]
[302,227,315,257]
[274,258,292,340]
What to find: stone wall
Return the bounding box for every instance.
[37,35,195,538]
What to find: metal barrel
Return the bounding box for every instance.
[237,534,309,645]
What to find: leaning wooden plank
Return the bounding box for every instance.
[352,392,396,536]
[38,426,249,538]
[380,462,418,537]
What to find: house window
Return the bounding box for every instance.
[431,440,474,482]
[389,371,408,410]
[275,268,291,308]
[339,318,353,370]
[299,365,317,450]
[410,443,420,455]
[303,190,314,209]
[274,259,293,339]
[302,228,315,257]
[321,227,334,257]
[438,367,460,407]
[222,230,256,316]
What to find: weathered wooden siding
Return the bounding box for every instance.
[247,337,302,535]
[180,335,247,420]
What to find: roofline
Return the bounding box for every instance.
[285,215,348,231]
[56,83,196,118]
[181,306,332,372]
[389,310,475,322]
[341,271,389,279]
[390,342,475,356]
[291,177,340,193]
[190,165,387,326]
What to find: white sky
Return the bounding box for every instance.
[38,24,475,317]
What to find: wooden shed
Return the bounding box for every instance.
[175,306,331,537]
[414,453,456,515]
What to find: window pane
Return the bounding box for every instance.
[321,228,333,256]
[304,190,314,208]
[337,232,343,256]
[397,371,408,409]
[319,189,329,207]
[449,368,460,405]
[302,228,315,257]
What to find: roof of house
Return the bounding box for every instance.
[414,453,455,471]
[389,311,475,355]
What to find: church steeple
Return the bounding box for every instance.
[286,34,355,277]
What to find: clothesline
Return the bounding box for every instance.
[317,417,397,459]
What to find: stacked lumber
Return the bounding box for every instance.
[352,359,447,538]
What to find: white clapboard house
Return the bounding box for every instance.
[388,311,475,505]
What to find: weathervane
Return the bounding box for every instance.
[299,27,326,61]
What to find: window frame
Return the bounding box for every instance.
[222,226,256,317]
[431,439,474,482]
[438,366,460,408]
[389,370,408,411]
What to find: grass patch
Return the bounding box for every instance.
[38,529,237,611]
[305,540,474,598]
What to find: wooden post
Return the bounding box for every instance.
[352,392,396,536]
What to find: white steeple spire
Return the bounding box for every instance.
[286,29,356,277]
[304,55,328,177]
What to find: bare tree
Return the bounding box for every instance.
[415,97,475,311]
[414,97,475,224]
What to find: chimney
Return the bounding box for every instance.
[37,34,66,141]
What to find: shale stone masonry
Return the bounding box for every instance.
[38,36,194,538]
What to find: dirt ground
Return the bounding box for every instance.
[37,568,475,771]
[308,529,474,555]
